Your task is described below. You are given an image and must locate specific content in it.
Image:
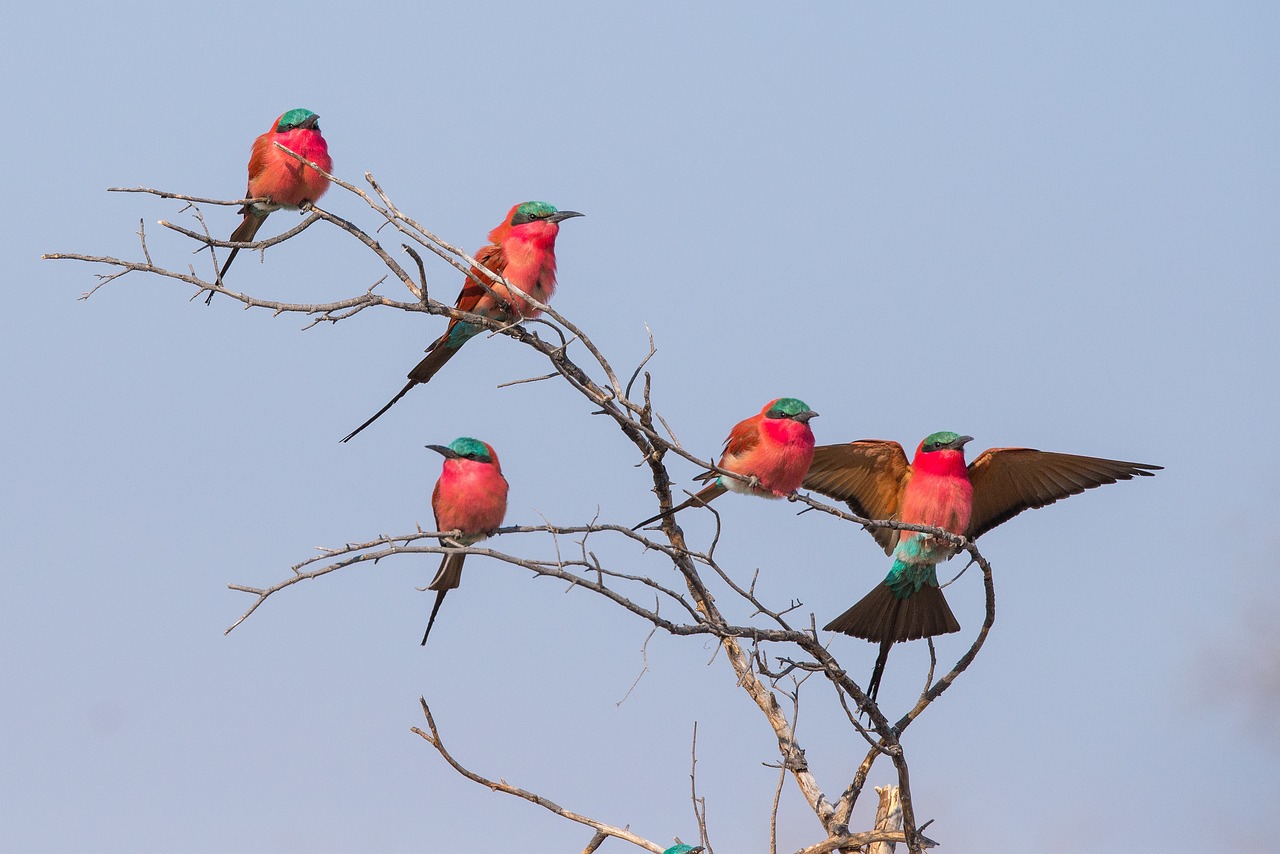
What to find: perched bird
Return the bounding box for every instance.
[341,201,583,442]
[662,846,704,854]
[803,431,1161,701]
[635,398,818,529]
[213,108,332,302]
[421,437,509,645]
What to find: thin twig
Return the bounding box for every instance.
[413,698,664,853]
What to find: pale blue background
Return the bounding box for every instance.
[4,3,1277,852]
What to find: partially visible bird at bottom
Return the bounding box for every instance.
[212,108,332,303]
[803,431,1161,701]
[421,437,509,645]
[662,845,704,854]
[634,397,818,529]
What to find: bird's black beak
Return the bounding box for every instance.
[795,410,818,423]
[300,114,320,130]
[548,210,585,223]
[426,444,461,459]
[951,435,975,449]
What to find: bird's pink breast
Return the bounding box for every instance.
[731,417,815,496]
[434,460,509,541]
[498,221,560,318]
[248,128,331,208]
[900,469,972,535]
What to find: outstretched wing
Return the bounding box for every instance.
[966,448,1162,538]
[803,440,911,554]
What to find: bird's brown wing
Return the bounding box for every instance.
[692,413,764,485]
[405,243,508,385]
[803,440,912,554]
[453,242,507,315]
[720,414,761,460]
[966,448,1162,538]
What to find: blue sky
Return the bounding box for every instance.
[4,3,1278,852]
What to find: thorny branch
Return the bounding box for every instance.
[49,172,998,854]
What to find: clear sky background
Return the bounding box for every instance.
[4,3,1277,853]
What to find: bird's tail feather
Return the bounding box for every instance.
[634,481,728,530]
[823,579,960,642]
[342,335,461,443]
[421,590,449,646]
[421,553,466,645]
[341,379,419,443]
[866,638,893,703]
[407,336,463,385]
[827,581,959,704]
[210,213,267,304]
[428,553,466,592]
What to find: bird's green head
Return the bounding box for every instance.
[661,846,704,854]
[920,431,974,453]
[426,437,496,463]
[276,109,319,132]
[510,201,585,226]
[765,397,818,423]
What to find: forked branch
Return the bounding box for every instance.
[51,173,1001,854]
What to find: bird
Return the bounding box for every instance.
[421,437,509,645]
[803,431,1161,701]
[341,201,584,442]
[662,846,704,854]
[212,108,332,302]
[635,398,818,529]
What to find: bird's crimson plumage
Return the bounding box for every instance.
[212,109,332,301]
[342,201,583,442]
[804,432,1161,701]
[422,438,509,645]
[243,112,331,210]
[634,398,818,529]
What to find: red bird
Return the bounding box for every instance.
[635,398,818,529]
[803,432,1161,700]
[212,108,331,301]
[421,438,510,645]
[341,201,583,442]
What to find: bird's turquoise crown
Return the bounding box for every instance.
[276,108,318,132]
[448,437,493,461]
[921,431,969,452]
[766,397,813,419]
[511,201,560,224]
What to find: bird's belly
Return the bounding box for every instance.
[722,475,780,498]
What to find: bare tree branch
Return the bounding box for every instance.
[54,173,1009,854]
[412,698,664,853]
